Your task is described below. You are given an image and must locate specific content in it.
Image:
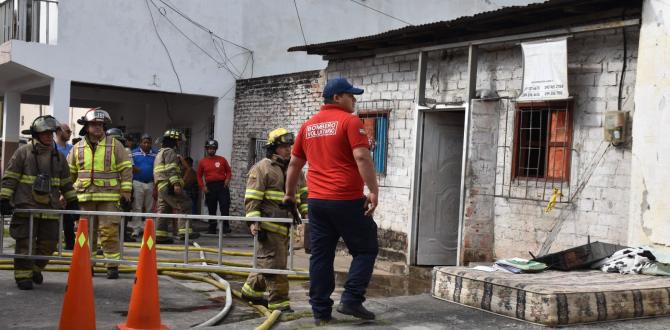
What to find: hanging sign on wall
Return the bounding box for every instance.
[518,38,569,101]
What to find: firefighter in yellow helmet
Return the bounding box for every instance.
[68,108,133,279]
[241,128,308,312]
[153,129,199,243]
[0,115,78,290]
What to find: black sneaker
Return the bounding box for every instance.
[207,223,217,234]
[16,279,33,290]
[222,224,232,234]
[336,303,375,320]
[106,267,119,279]
[32,271,43,284]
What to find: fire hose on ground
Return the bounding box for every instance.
[0,242,313,328]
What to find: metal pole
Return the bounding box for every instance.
[28,213,34,256]
[288,224,294,271]
[184,219,189,264]
[119,217,124,260]
[1,215,5,254]
[89,215,94,255]
[217,219,223,265]
[252,233,258,269]
[58,214,63,256]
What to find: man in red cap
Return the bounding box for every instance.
[284,77,379,325]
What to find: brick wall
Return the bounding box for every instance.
[230,70,323,220]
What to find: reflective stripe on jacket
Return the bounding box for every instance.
[244,155,308,236]
[68,136,133,202]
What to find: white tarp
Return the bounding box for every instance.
[518,38,569,101]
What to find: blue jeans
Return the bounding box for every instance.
[307,198,378,320]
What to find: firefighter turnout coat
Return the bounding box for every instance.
[153,146,192,238]
[1,142,77,281]
[241,155,307,310]
[67,136,132,267]
[1,142,78,216]
[68,136,133,202]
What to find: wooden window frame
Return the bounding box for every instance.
[511,100,573,182]
[358,109,391,175]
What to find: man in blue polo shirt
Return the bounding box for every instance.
[129,134,157,239]
[55,123,75,249]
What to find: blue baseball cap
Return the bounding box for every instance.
[322,78,364,98]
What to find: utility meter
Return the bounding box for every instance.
[604,111,627,146]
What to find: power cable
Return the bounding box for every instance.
[151,0,254,80]
[158,0,252,52]
[150,0,242,79]
[292,0,308,45]
[144,0,183,93]
[617,8,628,111]
[348,0,413,26]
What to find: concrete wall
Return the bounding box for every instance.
[629,0,670,254]
[3,0,540,160]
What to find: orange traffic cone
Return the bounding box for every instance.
[59,218,96,330]
[117,218,168,330]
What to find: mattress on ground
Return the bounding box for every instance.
[431,266,670,326]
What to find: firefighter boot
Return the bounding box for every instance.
[32,271,44,284]
[107,267,119,279]
[16,279,33,290]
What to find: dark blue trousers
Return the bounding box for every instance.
[307,198,378,320]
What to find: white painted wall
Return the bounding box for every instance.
[629,0,670,254]
[4,0,540,160]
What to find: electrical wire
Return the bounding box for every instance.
[348,0,413,26]
[150,0,254,80]
[617,9,628,111]
[158,0,252,52]
[145,0,183,93]
[149,0,242,79]
[292,0,308,45]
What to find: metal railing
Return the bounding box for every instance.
[0,0,58,45]
[1,209,308,276]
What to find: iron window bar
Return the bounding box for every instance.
[493,98,573,203]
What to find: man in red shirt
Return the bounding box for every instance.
[197,139,232,234]
[285,78,379,325]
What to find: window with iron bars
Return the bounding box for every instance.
[495,99,573,202]
[356,100,392,175]
[248,137,267,169]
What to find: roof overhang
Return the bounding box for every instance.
[288,0,642,60]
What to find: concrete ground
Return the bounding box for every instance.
[1,228,670,329]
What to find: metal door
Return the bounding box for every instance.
[416,111,464,265]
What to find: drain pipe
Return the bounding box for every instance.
[192,242,233,328]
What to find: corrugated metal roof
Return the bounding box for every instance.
[288,0,641,58]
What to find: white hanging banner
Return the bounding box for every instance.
[518,38,569,101]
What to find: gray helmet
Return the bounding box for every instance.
[205,139,218,149]
[21,115,60,136]
[106,128,125,143]
[140,133,152,142]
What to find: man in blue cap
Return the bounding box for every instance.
[285,77,379,325]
